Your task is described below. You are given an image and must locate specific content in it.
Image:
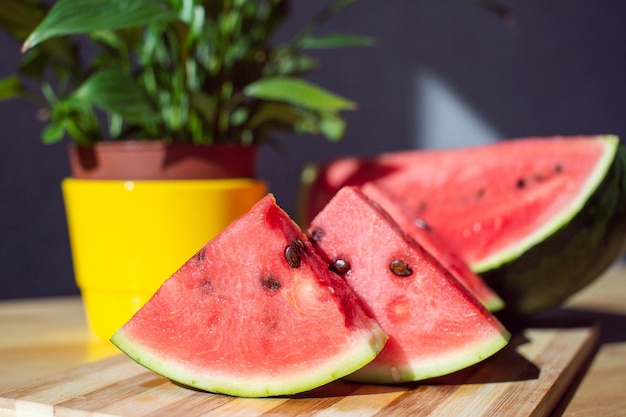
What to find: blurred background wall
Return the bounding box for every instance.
[2,0,626,299]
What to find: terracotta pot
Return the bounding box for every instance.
[68,141,257,180]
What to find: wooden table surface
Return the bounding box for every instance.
[1,264,625,416]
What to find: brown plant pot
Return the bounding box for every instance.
[68,141,257,180]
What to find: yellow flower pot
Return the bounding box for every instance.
[62,178,266,340]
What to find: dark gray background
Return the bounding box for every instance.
[2,0,626,299]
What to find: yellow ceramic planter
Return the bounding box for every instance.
[62,178,266,340]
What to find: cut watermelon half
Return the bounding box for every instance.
[308,186,511,384]
[300,135,626,314]
[360,182,504,312]
[111,194,387,397]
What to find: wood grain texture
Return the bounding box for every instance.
[0,326,598,417]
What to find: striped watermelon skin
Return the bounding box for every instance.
[480,137,626,314]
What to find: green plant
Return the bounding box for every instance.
[0,0,373,146]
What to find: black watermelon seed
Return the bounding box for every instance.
[309,227,324,244]
[285,244,301,268]
[330,259,351,275]
[389,259,412,277]
[261,275,281,291]
[516,178,526,189]
[198,280,212,294]
[555,164,563,173]
[294,238,309,255]
[414,218,432,231]
[192,247,206,264]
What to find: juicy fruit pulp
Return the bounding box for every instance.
[308,186,510,384]
[111,194,387,398]
[360,182,504,312]
[300,135,626,314]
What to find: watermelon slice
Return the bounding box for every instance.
[110,194,387,398]
[308,186,511,384]
[299,135,626,314]
[359,182,505,312]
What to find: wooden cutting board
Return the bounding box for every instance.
[0,326,597,417]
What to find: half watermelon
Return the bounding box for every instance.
[308,186,511,384]
[111,194,387,397]
[299,135,626,314]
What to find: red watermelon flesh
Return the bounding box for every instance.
[359,182,505,312]
[300,136,615,272]
[308,186,510,384]
[110,194,387,397]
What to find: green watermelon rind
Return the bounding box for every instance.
[345,326,510,384]
[472,135,622,273]
[111,324,388,398]
[481,136,626,315]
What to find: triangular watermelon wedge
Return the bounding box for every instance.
[111,194,387,398]
[360,182,505,312]
[308,186,510,384]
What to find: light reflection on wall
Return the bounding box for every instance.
[413,69,499,150]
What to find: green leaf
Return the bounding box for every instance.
[298,33,375,49]
[73,69,159,123]
[266,49,319,76]
[244,77,357,112]
[246,102,309,130]
[189,92,217,125]
[41,121,66,144]
[319,112,347,141]
[62,116,97,145]
[0,76,27,100]
[23,0,177,50]
[230,107,248,127]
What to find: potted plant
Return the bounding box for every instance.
[0,0,372,339]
